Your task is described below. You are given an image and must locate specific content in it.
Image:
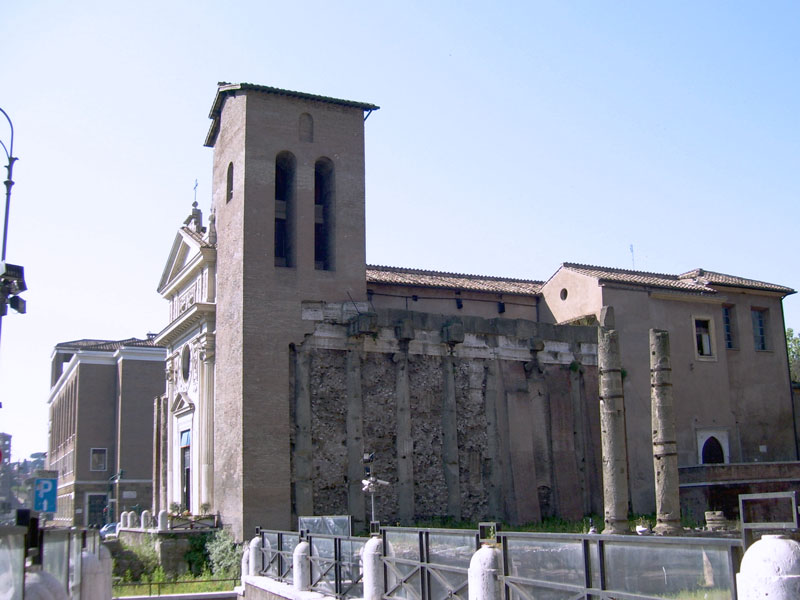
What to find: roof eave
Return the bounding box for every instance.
[204,83,379,148]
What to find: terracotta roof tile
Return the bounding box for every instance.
[562,263,795,296]
[367,265,542,295]
[562,263,711,293]
[678,269,795,294]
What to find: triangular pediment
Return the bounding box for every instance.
[158,227,211,295]
[171,392,195,414]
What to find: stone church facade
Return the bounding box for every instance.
[153,83,797,539]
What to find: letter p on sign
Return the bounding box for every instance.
[34,478,58,512]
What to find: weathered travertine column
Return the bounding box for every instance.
[394,319,415,523]
[293,345,313,517]
[598,307,630,534]
[650,329,681,534]
[441,352,462,520]
[346,341,366,527]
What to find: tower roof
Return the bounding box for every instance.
[205,82,380,147]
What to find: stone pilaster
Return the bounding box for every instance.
[199,334,215,511]
[165,359,175,511]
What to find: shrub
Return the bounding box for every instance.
[206,529,242,577]
[185,533,211,576]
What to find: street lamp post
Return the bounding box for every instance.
[0,108,26,364]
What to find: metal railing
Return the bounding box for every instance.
[258,529,368,599]
[382,526,478,600]
[0,524,101,600]
[499,530,742,600]
[255,525,744,600]
[112,577,240,597]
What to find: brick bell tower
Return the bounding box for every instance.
[204,83,378,538]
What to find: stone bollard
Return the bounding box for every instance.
[293,540,311,592]
[737,535,800,599]
[129,511,139,528]
[24,565,69,600]
[120,511,129,528]
[158,509,169,531]
[362,536,384,600]
[241,546,250,587]
[249,536,263,576]
[81,548,112,600]
[468,545,502,600]
[141,510,151,529]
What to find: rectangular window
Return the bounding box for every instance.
[752,308,768,351]
[695,318,713,357]
[722,305,736,349]
[90,448,107,472]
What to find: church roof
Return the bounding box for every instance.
[677,268,795,294]
[561,263,795,296]
[206,82,379,147]
[55,336,162,352]
[367,265,542,295]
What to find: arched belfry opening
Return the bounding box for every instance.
[702,436,725,464]
[274,151,296,267]
[314,157,335,271]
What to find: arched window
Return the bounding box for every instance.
[702,436,725,464]
[299,113,314,142]
[226,162,234,203]
[274,152,296,267]
[314,158,335,271]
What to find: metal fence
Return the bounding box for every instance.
[258,529,368,599]
[256,526,743,600]
[0,524,100,600]
[499,530,741,600]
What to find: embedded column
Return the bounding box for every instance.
[441,321,464,520]
[346,341,366,527]
[293,345,313,517]
[394,318,415,524]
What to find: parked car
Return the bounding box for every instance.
[99,522,117,540]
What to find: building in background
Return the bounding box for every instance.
[47,337,165,526]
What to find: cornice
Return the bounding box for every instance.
[155,302,216,348]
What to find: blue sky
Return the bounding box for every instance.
[1,1,798,459]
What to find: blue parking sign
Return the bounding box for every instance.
[34,478,58,512]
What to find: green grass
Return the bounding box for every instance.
[113,572,239,597]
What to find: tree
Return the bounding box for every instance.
[787,328,800,382]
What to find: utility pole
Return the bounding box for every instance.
[0,108,27,368]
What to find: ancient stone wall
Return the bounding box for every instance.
[292,305,602,529]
